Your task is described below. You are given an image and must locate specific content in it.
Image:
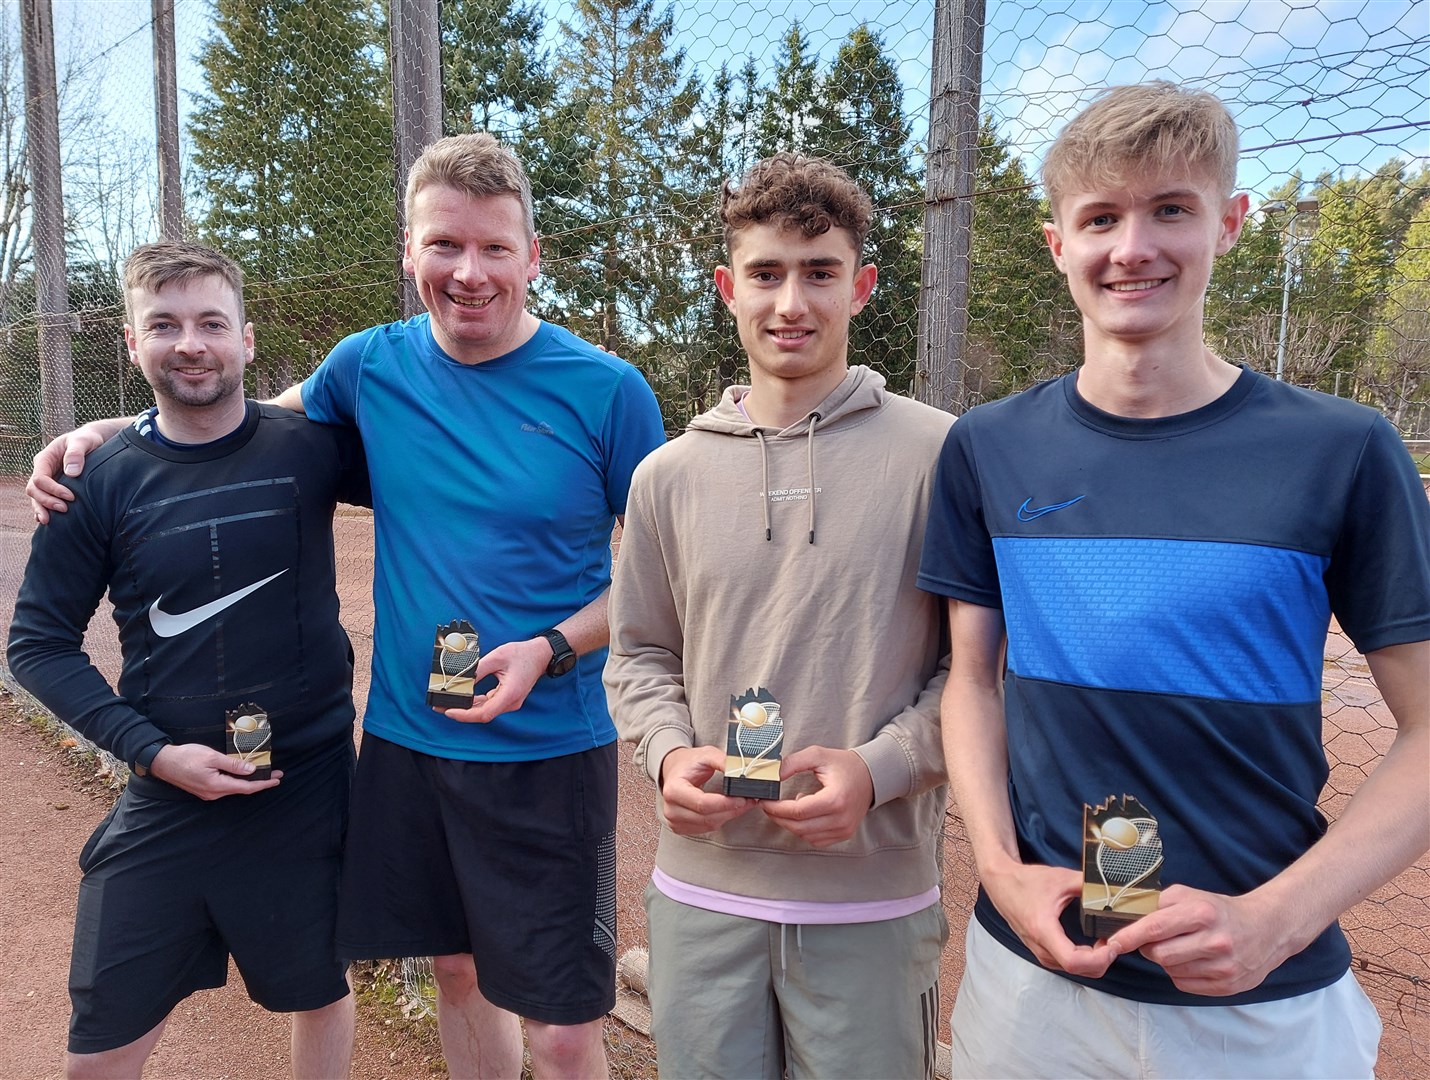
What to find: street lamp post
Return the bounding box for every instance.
[1267,197,1320,381]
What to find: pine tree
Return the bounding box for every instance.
[756,24,819,158]
[442,0,555,137]
[965,116,1069,399]
[540,0,700,371]
[808,25,923,392]
[189,0,394,392]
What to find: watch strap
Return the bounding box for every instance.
[538,628,576,677]
[132,739,168,777]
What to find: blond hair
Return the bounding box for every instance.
[1042,81,1239,215]
[123,241,245,323]
[405,132,535,238]
[721,153,873,255]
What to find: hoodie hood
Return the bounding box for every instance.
[687,364,890,438]
[686,365,892,543]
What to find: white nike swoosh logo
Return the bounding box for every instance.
[148,570,288,638]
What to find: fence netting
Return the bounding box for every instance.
[0,0,1425,1075]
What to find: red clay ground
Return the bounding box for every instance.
[2,481,1426,1077]
[0,694,443,1080]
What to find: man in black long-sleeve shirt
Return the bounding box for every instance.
[8,241,367,1078]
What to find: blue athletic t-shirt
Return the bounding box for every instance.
[303,315,665,761]
[918,366,1430,1006]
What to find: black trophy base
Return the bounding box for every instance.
[1081,908,1144,939]
[244,764,273,782]
[427,689,475,710]
[724,776,781,799]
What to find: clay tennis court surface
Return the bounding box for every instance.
[1,486,1426,1077]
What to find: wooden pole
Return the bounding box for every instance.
[390,0,441,318]
[916,0,983,415]
[152,0,183,239]
[20,0,73,439]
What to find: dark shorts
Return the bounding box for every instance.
[335,734,618,1025]
[68,742,353,1055]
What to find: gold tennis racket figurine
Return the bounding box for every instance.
[1081,794,1163,938]
[226,702,272,781]
[427,619,481,709]
[723,686,785,799]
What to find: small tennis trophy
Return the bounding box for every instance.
[723,687,784,799]
[226,703,272,781]
[1080,794,1164,938]
[427,619,481,709]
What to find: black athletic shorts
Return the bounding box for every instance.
[67,741,353,1054]
[334,734,618,1025]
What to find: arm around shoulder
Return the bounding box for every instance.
[267,383,307,413]
[26,416,132,521]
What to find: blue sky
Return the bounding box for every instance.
[40,0,1430,213]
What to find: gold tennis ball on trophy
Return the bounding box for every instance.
[1097,817,1139,849]
[738,701,768,727]
[443,632,468,651]
[234,714,258,733]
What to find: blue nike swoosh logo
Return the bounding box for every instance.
[1017,496,1085,521]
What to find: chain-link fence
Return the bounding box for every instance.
[0,0,1426,1075]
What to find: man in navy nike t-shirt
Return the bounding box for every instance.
[919,82,1429,1078]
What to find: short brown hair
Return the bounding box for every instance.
[721,153,873,255]
[123,240,245,323]
[406,132,535,238]
[1042,81,1239,215]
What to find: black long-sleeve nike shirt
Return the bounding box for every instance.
[8,403,369,799]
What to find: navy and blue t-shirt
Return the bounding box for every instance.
[918,366,1430,1005]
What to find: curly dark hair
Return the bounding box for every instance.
[721,153,872,255]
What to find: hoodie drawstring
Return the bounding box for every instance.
[755,414,821,544]
[755,429,772,541]
[805,413,820,544]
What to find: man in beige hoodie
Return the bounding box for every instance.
[606,154,952,1079]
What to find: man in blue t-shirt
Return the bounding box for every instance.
[274,133,664,1078]
[918,82,1429,1078]
[30,135,666,1079]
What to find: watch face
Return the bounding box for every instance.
[543,630,576,677]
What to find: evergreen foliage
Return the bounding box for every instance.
[189,0,395,394]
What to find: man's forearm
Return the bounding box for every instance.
[942,599,1020,873]
[553,586,610,657]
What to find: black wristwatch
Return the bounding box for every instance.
[131,739,167,777]
[538,628,577,678]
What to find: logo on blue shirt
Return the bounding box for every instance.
[521,421,556,436]
[1017,495,1085,521]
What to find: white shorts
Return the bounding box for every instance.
[951,918,1381,1079]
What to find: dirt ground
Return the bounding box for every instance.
[2,480,1426,1077]
[0,693,443,1080]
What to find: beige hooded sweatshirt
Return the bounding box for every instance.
[606,365,954,902]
